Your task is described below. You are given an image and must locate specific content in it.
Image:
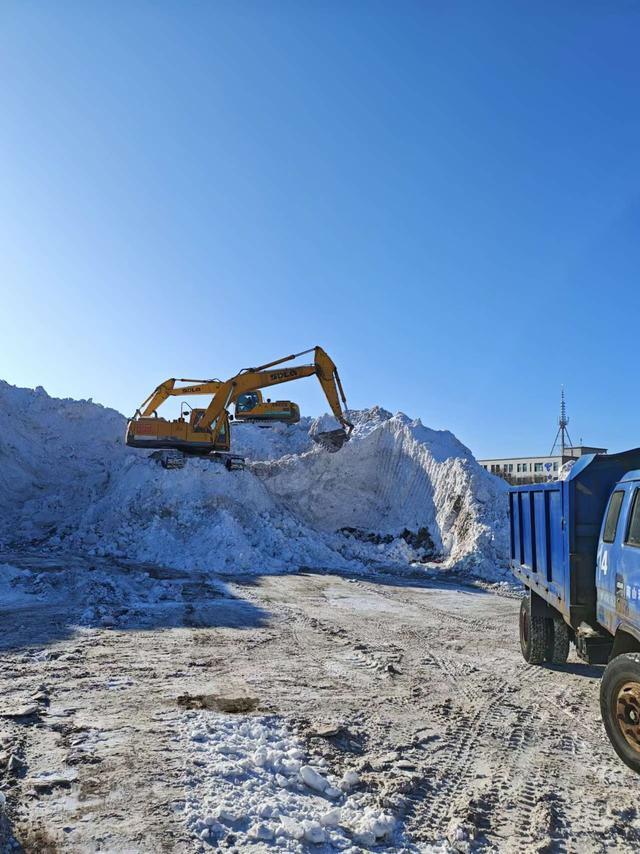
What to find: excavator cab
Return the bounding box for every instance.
[234,391,300,425]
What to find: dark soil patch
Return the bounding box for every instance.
[177,694,260,713]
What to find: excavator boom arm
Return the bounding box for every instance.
[199,347,353,444]
[139,379,223,416]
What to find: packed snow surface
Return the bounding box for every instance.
[0,381,509,580]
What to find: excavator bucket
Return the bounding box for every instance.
[312,428,350,452]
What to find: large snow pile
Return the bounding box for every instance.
[0,380,509,580]
[0,383,127,544]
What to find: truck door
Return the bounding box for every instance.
[597,488,627,634]
[618,485,640,629]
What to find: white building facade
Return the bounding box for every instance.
[478,446,607,485]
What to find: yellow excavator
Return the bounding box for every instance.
[126,347,353,469]
[133,380,301,427]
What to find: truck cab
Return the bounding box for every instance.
[597,471,640,641]
[508,451,640,773]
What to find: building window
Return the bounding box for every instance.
[534,463,544,473]
[553,462,559,471]
[508,464,513,472]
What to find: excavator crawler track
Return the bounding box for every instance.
[150,450,245,471]
[150,450,186,469]
[213,453,246,471]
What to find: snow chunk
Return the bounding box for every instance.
[320,807,341,826]
[302,820,326,843]
[299,764,328,792]
[340,769,360,790]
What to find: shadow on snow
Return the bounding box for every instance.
[0,550,271,652]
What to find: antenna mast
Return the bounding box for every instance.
[550,387,574,457]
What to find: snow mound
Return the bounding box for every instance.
[231,418,315,460]
[0,381,127,544]
[254,407,508,577]
[0,380,509,580]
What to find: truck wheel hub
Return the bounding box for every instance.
[616,682,640,752]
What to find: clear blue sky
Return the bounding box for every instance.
[1,2,639,458]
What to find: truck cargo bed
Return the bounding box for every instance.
[509,448,640,628]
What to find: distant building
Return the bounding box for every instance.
[478,446,608,485]
[479,389,607,484]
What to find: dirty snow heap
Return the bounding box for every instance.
[0,381,509,580]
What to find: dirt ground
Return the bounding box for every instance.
[1,551,639,853]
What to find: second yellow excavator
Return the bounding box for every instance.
[126,347,353,468]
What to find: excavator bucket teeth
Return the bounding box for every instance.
[312,429,349,452]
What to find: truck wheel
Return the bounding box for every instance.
[519,597,547,665]
[545,617,570,665]
[600,653,640,773]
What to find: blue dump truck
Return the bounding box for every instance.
[509,448,640,772]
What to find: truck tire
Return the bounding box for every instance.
[545,616,570,665]
[600,653,640,774]
[519,596,548,665]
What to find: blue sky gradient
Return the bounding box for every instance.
[1,2,639,457]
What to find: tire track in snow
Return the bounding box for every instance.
[406,682,515,842]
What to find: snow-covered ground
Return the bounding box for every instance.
[2,559,637,852]
[0,380,509,581]
[181,713,411,852]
